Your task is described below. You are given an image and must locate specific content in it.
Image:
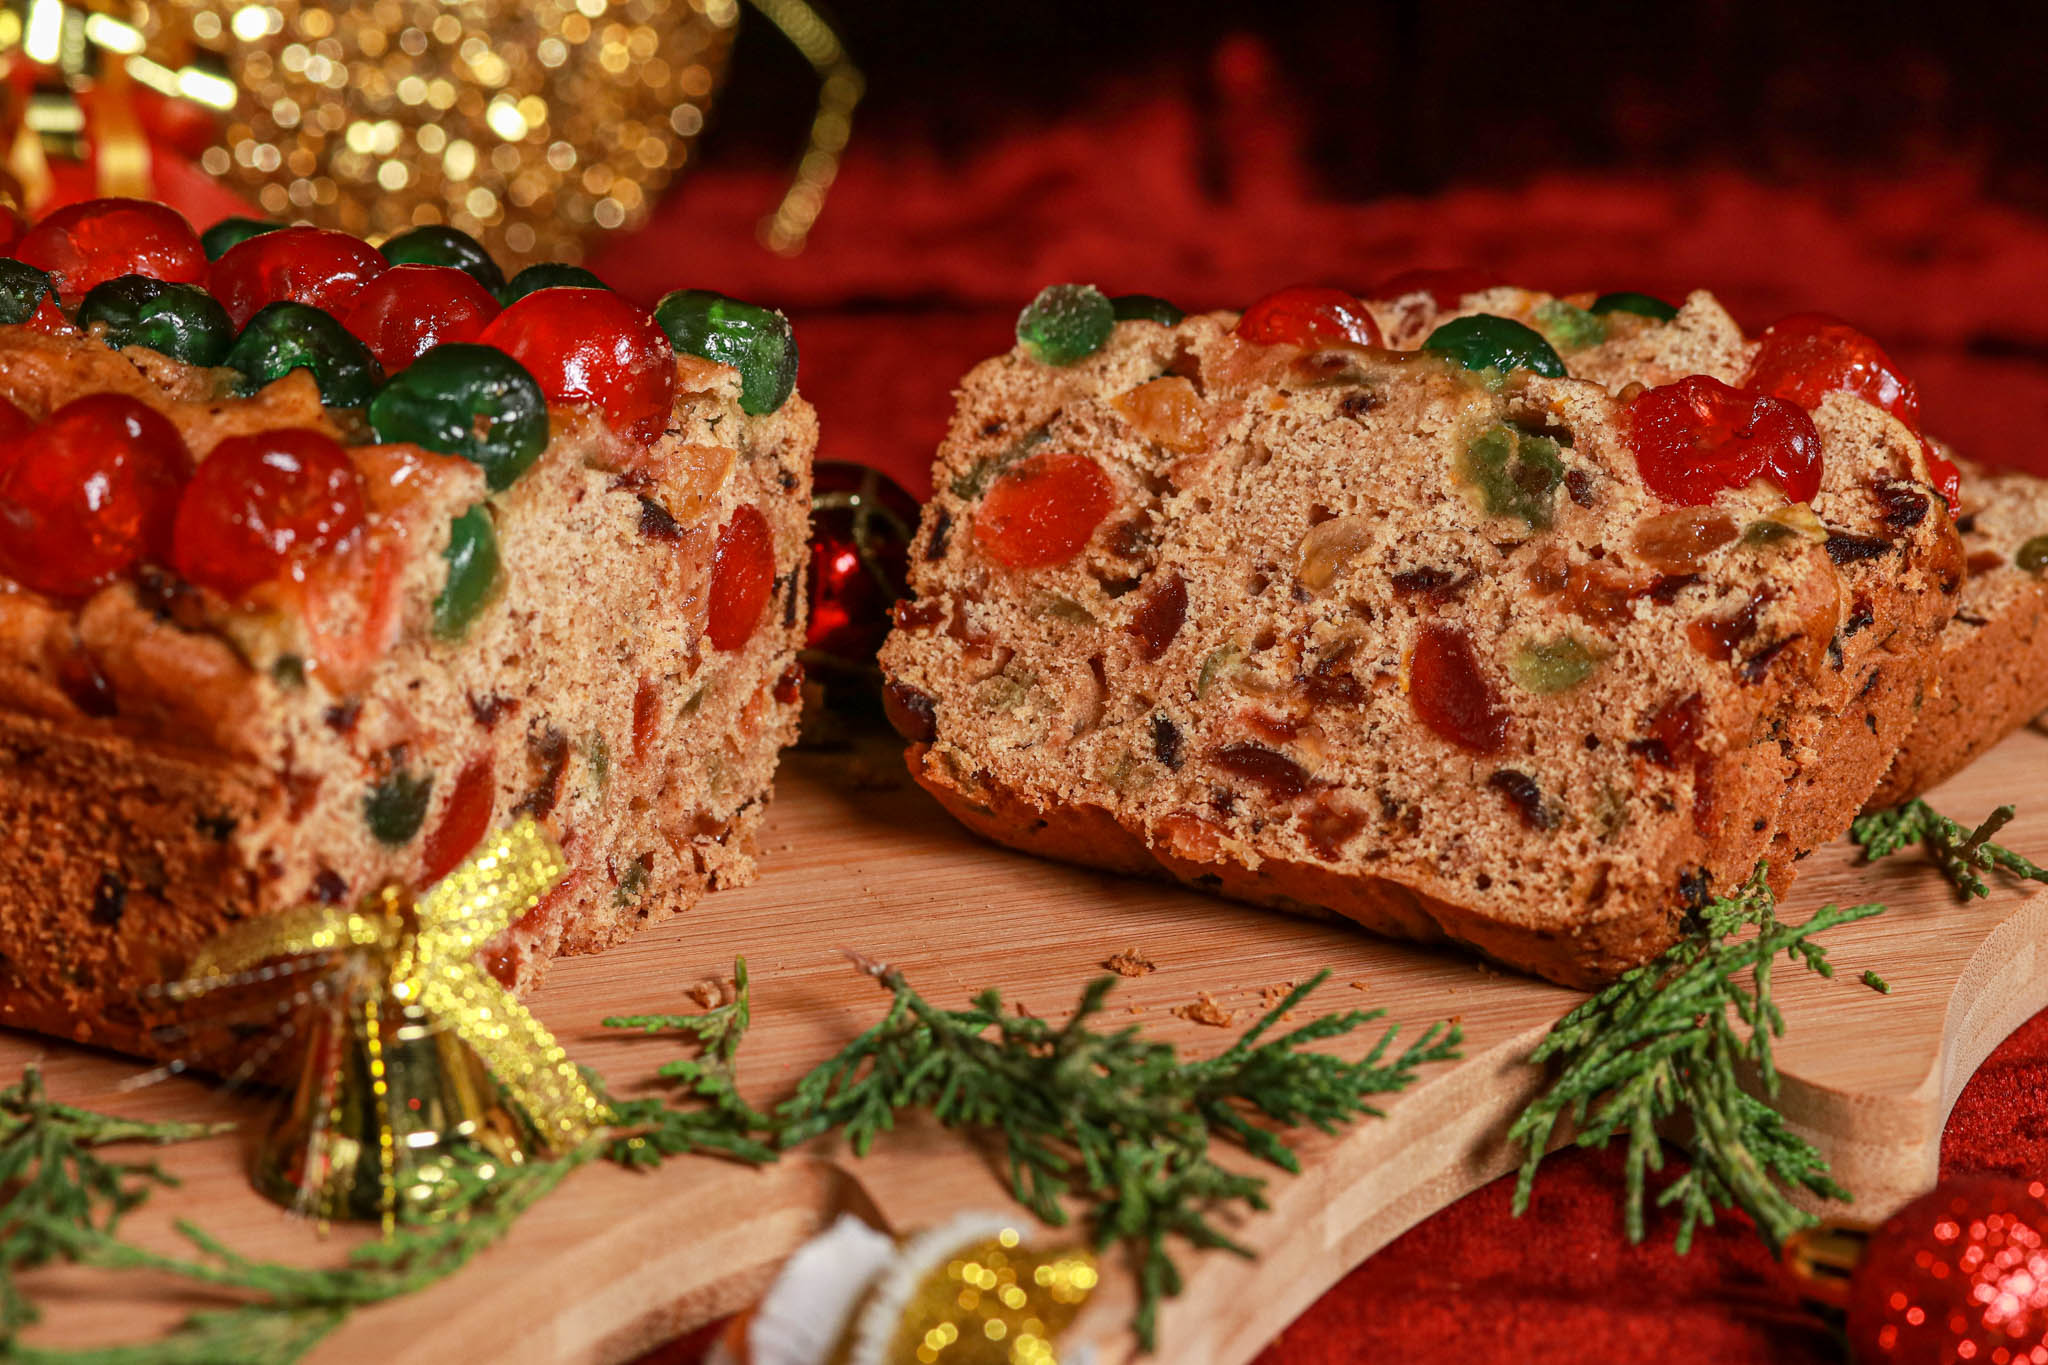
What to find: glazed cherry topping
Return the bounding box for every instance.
[0,394,29,439]
[171,428,366,599]
[419,752,496,886]
[207,226,388,329]
[1409,621,1508,753]
[707,504,776,652]
[0,394,192,598]
[13,198,206,300]
[1369,267,1505,310]
[476,287,676,443]
[0,206,21,255]
[1236,285,1383,349]
[339,264,500,371]
[974,450,1115,570]
[1747,313,1919,429]
[1627,375,1824,507]
[1920,437,1963,515]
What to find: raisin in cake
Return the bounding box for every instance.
[880,283,1957,987]
[0,200,812,1057]
[1377,281,1968,848]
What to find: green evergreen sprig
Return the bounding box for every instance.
[775,954,1461,1348]
[1508,865,1882,1251]
[600,956,778,1167]
[1852,799,2048,899]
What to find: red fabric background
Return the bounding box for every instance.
[597,38,2048,1364]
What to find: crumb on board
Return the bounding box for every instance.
[1103,948,1157,977]
[1128,1004,1147,1015]
[1172,992,1236,1028]
[1349,980,1370,992]
[1260,981,1296,1010]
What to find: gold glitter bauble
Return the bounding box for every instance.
[136,0,740,262]
[852,1225,1098,1365]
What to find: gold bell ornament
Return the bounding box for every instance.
[160,818,609,1229]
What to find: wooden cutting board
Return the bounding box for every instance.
[10,726,2048,1364]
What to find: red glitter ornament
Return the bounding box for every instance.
[806,462,916,666]
[1788,1177,2048,1365]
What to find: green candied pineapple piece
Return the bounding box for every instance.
[364,768,433,845]
[1110,293,1185,326]
[1589,290,1678,322]
[977,675,1030,711]
[1460,424,1565,530]
[1532,298,1607,352]
[2019,534,2048,575]
[1510,637,1608,694]
[613,858,649,906]
[1423,314,1566,379]
[1197,644,1244,698]
[1017,284,1115,366]
[1039,596,1097,625]
[223,300,382,407]
[432,504,503,640]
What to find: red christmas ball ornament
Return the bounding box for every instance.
[806,462,916,667]
[1848,1177,2048,1365]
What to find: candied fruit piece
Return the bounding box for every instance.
[77,275,235,367]
[1459,424,1564,529]
[420,753,497,885]
[1409,622,1508,753]
[340,264,500,372]
[1299,796,1365,859]
[1626,375,1823,507]
[1198,644,1243,698]
[1686,589,1774,662]
[208,226,387,328]
[1110,376,1206,452]
[2017,535,2048,576]
[1016,284,1115,366]
[432,504,502,640]
[1747,313,1918,429]
[1589,291,1677,322]
[478,287,676,443]
[654,289,799,416]
[1508,637,1607,694]
[369,343,548,493]
[1631,508,1738,574]
[223,301,383,408]
[1110,293,1184,326]
[1237,285,1381,349]
[364,767,433,846]
[1126,572,1188,661]
[973,450,1114,570]
[1295,515,1375,590]
[378,224,506,294]
[0,393,191,598]
[708,505,777,652]
[1208,742,1311,801]
[1423,315,1565,379]
[884,679,938,742]
[1487,770,1556,830]
[170,428,365,599]
[15,197,206,299]
[1531,298,1606,351]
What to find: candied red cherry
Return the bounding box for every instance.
[1236,285,1382,349]
[13,197,206,300]
[1747,312,1918,430]
[0,205,21,255]
[339,264,500,371]
[1627,375,1824,507]
[0,393,191,598]
[477,287,676,443]
[708,504,776,652]
[0,394,29,439]
[1409,621,1508,753]
[1369,267,1505,310]
[171,428,366,598]
[1921,437,1962,515]
[974,450,1115,570]
[208,226,388,329]
[419,752,496,886]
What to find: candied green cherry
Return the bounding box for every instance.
[1423,314,1566,379]
[1016,283,1115,366]
[77,274,235,366]
[1531,298,1606,351]
[379,224,506,295]
[2019,534,2048,576]
[1110,293,1185,326]
[1461,424,1564,529]
[200,217,283,261]
[433,503,502,639]
[369,343,547,491]
[1590,290,1678,322]
[0,258,58,324]
[364,767,433,845]
[653,288,798,416]
[496,262,608,305]
[1509,637,1608,693]
[224,301,382,407]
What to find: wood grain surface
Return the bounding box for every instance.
[9,726,2048,1364]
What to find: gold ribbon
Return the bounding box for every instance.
[183,819,610,1155]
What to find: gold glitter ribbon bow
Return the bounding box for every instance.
[181,819,610,1225]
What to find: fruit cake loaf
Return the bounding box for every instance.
[0,199,813,1057]
[1373,280,1968,849]
[878,283,1951,987]
[1869,459,2048,804]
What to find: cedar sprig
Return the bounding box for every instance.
[0,1064,231,1339]
[775,954,1461,1348]
[1508,865,1882,1252]
[1852,800,2048,899]
[599,957,778,1167]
